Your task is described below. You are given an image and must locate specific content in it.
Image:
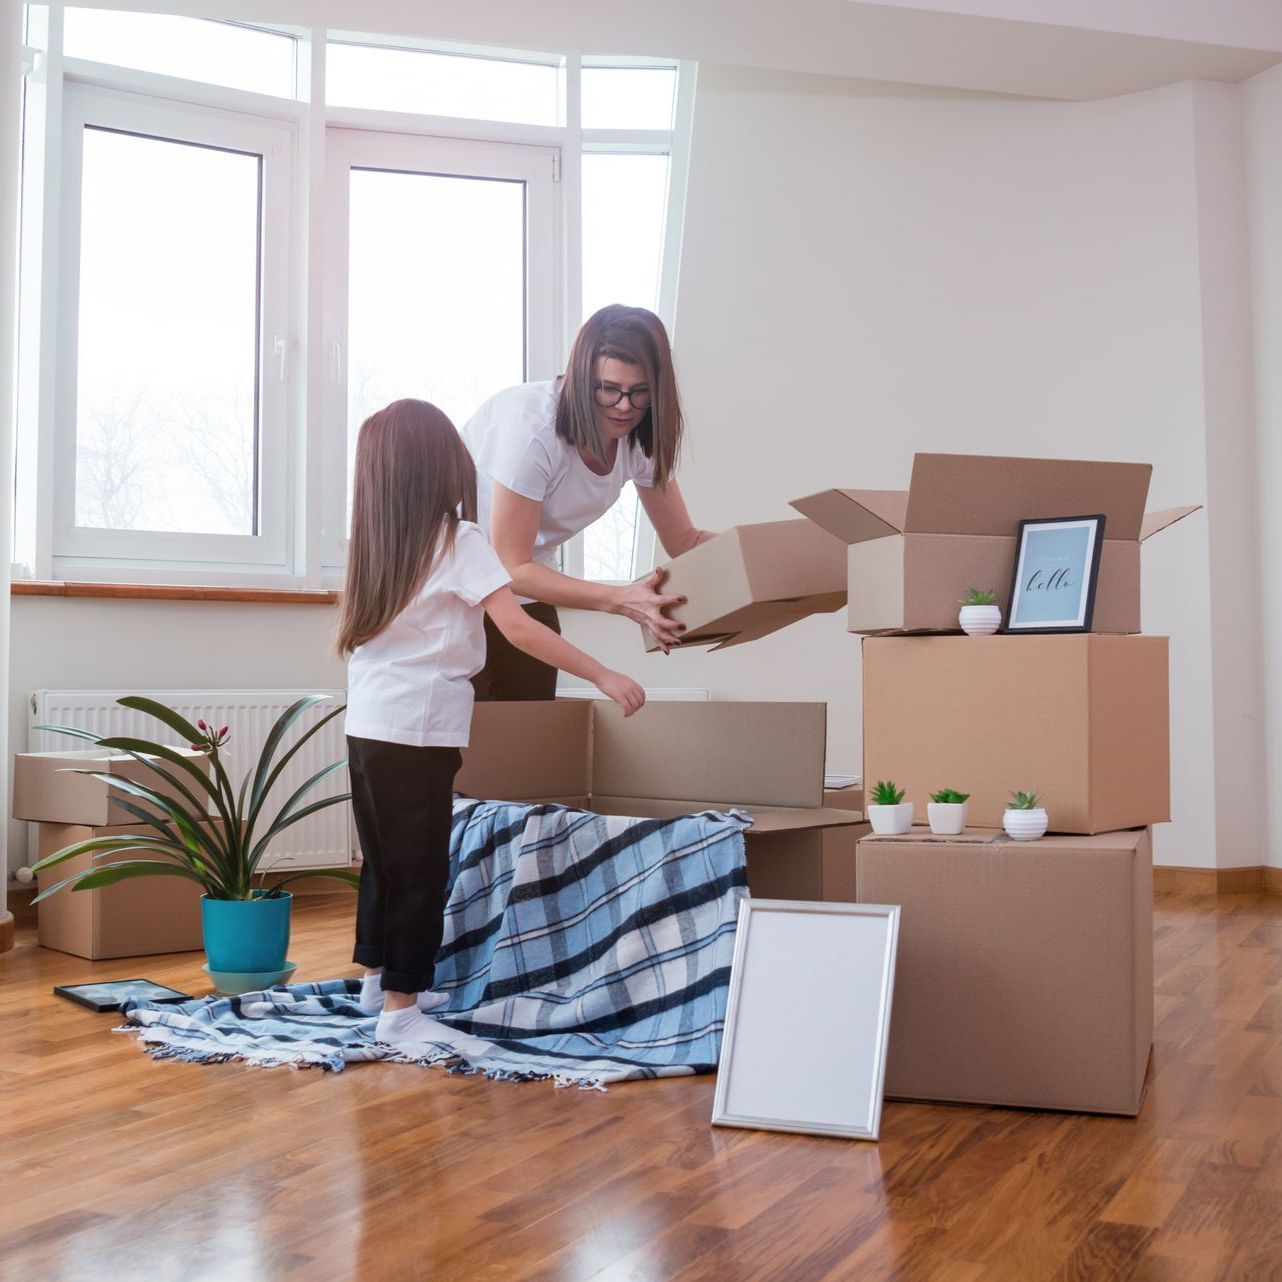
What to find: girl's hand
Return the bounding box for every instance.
[597,671,646,717]
[610,569,686,649]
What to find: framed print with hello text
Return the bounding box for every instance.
[1005,514,1106,633]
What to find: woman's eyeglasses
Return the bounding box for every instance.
[592,382,651,410]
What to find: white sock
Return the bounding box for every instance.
[374,1006,461,1050]
[359,970,448,1016]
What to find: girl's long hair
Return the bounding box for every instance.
[336,399,477,657]
[555,304,684,486]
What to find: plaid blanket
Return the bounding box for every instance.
[119,798,751,1088]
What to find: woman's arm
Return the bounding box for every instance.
[490,483,686,646]
[637,480,717,558]
[482,586,645,715]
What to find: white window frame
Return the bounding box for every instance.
[15,9,694,589]
[319,127,560,566]
[52,83,295,572]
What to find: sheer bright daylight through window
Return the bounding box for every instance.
[16,8,693,586]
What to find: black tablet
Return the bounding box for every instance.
[53,979,193,1013]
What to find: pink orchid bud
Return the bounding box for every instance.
[190,743,202,751]
[197,719,207,731]
[218,726,229,738]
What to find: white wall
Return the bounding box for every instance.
[1243,61,1282,868]
[7,60,1269,877]
[562,66,1253,871]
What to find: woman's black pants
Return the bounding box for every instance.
[471,601,561,701]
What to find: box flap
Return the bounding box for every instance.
[457,701,591,801]
[590,701,826,809]
[589,796,864,832]
[903,454,1152,540]
[704,594,845,652]
[790,489,908,544]
[1140,504,1201,541]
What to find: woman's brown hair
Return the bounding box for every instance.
[555,305,684,486]
[336,399,477,657]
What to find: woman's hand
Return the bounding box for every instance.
[596,671,646,717]
[609,568,686,649]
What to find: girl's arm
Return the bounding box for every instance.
[637,479,717,558]
[482,585,645,716]
[489,483,686,648]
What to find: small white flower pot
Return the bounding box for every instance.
[959,604,1002,635]
[1004,808,1049,842]
[868,802,914,836]
[927,801,968,836]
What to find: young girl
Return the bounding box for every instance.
[336,399,645,1053]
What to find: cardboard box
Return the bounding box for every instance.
[32,822,204,959]
[863,634,1169,834]
[642,519,847,652]
[457,700,868,901]
[821,781,864,902]
[791,453,1199,635]
[13,747,213,960]
[857,827,1153,1115]
[13,746,211,825]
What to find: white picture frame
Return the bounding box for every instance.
[712,899,900,1141]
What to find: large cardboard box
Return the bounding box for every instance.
[457,700,868,901]
[863,634,1169,834]
[13,747,212,959]
[791,453,1198,635]
[32,823,204,959]
[642,519,847,652]
[857,828,1153,1115]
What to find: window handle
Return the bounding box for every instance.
[273,336,287,380]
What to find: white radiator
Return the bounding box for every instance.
[27,689,355,872]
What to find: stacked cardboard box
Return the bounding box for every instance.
[783,451,1194,1116]
[12,748,211,959]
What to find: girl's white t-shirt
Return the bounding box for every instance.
[344,522,512,748]
[460,381,656,599]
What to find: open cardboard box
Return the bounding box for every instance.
[640,519,847,652]
[791,453,1199,635]
[12,747,212,959]
[857,827,1153,1115]
[457,700,869,901]
[863,634,1169,834]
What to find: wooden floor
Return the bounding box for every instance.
[2,890,1280,1282]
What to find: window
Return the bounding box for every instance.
[51,85,293,569]
[581,65,676,130]
[326,40,558,126]
[17,11,692,586]
[63,9,296,98]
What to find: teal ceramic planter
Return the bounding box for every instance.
[201,892,292,973]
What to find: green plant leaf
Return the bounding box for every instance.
[30,834,185,874]
[266,759,350,832]
[249,792,353,864]
[271,868,361,893]
[244,700,343,841]
[32,858,207,903]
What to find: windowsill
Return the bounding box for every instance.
[11,581,339,604]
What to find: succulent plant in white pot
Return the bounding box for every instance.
[958,587,1002,636]
[1003,791,1049,842]
[927,788,970,836]
[868,779,913,836]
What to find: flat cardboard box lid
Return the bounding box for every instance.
[791,453,1197,545]
[13,747,210,825]
[589,795,865,833]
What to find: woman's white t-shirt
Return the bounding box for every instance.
[460,381,656,599]
[344,522,512,748]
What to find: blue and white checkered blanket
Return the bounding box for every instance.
[119,798,751,1088]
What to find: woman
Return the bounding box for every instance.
[462,304,714,701]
